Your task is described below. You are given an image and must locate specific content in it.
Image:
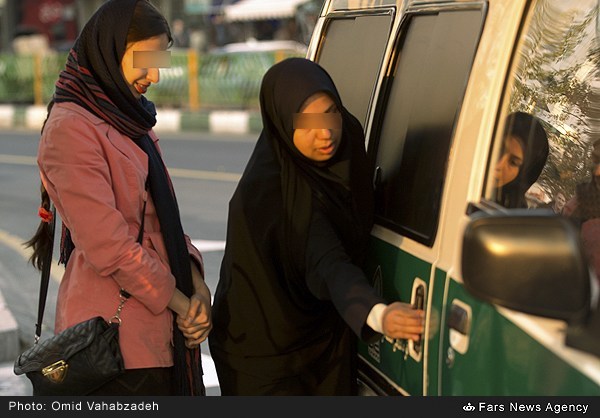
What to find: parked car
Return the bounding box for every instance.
[307,0,600,395]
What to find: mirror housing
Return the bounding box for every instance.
[461,210,591,323]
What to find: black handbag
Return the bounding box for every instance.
[13,315,125,396]
[14,198,146,395]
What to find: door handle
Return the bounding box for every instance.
[373,166,383,190]
[448,299,471,354]
[408,278,427,362]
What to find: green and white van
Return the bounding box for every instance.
[306,0,600,395]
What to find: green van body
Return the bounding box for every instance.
[307,0,600,395]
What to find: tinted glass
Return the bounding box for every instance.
[316,14,393,127]
[485,0,600,281]
[373,9,484,245]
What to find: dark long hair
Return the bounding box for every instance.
[24,185,53,270]
[25,0,172,271]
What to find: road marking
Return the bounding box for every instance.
[0,154,37,165]
[192,240,226,252]
[0,228,64,283]
[0,229,225,281]
[0,154,241,183]
[169,167,240,183]
[201,353,219,389]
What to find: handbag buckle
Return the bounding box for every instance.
[42,360,68,383]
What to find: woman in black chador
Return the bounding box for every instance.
[208,58,424,395]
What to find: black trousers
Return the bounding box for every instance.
[88,367,173,396]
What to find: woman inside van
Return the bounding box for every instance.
[493,111,549,209]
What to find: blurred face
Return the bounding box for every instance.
[120,34,170,99]
[292,92,342,162]
[494,135,524,187]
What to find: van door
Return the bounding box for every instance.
[359,2,486,395]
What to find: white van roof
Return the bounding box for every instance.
[325,0,401,12]
[325,0,472,13]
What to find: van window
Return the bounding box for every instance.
[485,0,600,279]
[371,8,484,245]
[315,13,393,127]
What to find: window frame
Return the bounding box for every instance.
[368,3,487,246]
[481,0,600,212]
[313,7,397,129]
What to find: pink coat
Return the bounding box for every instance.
[38,102,203,369]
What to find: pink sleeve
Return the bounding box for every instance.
[185,235,205,278]
[39,115,175,315]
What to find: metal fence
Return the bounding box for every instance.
[0,49,303,110]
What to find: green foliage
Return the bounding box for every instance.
[0,49,304,110]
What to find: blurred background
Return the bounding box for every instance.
[0,0,324,111]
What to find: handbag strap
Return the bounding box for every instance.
[34,203,57,342]
[34,180,149,342]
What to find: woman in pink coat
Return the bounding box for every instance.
[25,0,211,395]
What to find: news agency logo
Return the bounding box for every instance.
[463,403,475,412]
[459,401,590,414]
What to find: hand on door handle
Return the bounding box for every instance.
[381,301,425,341]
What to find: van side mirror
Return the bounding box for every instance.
[461,211,591,323]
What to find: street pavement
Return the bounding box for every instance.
[0,285,30,395]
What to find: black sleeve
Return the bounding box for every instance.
[305,208,385,342]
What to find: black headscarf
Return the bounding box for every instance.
[213,58,374,355]
[256,57,372,299]
[45,0,203,396]
[495,111,549,208]
[51,0,156,138]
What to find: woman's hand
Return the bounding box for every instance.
[177,264,212,349]
[381,302,425,341]
[176,291,212,349]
